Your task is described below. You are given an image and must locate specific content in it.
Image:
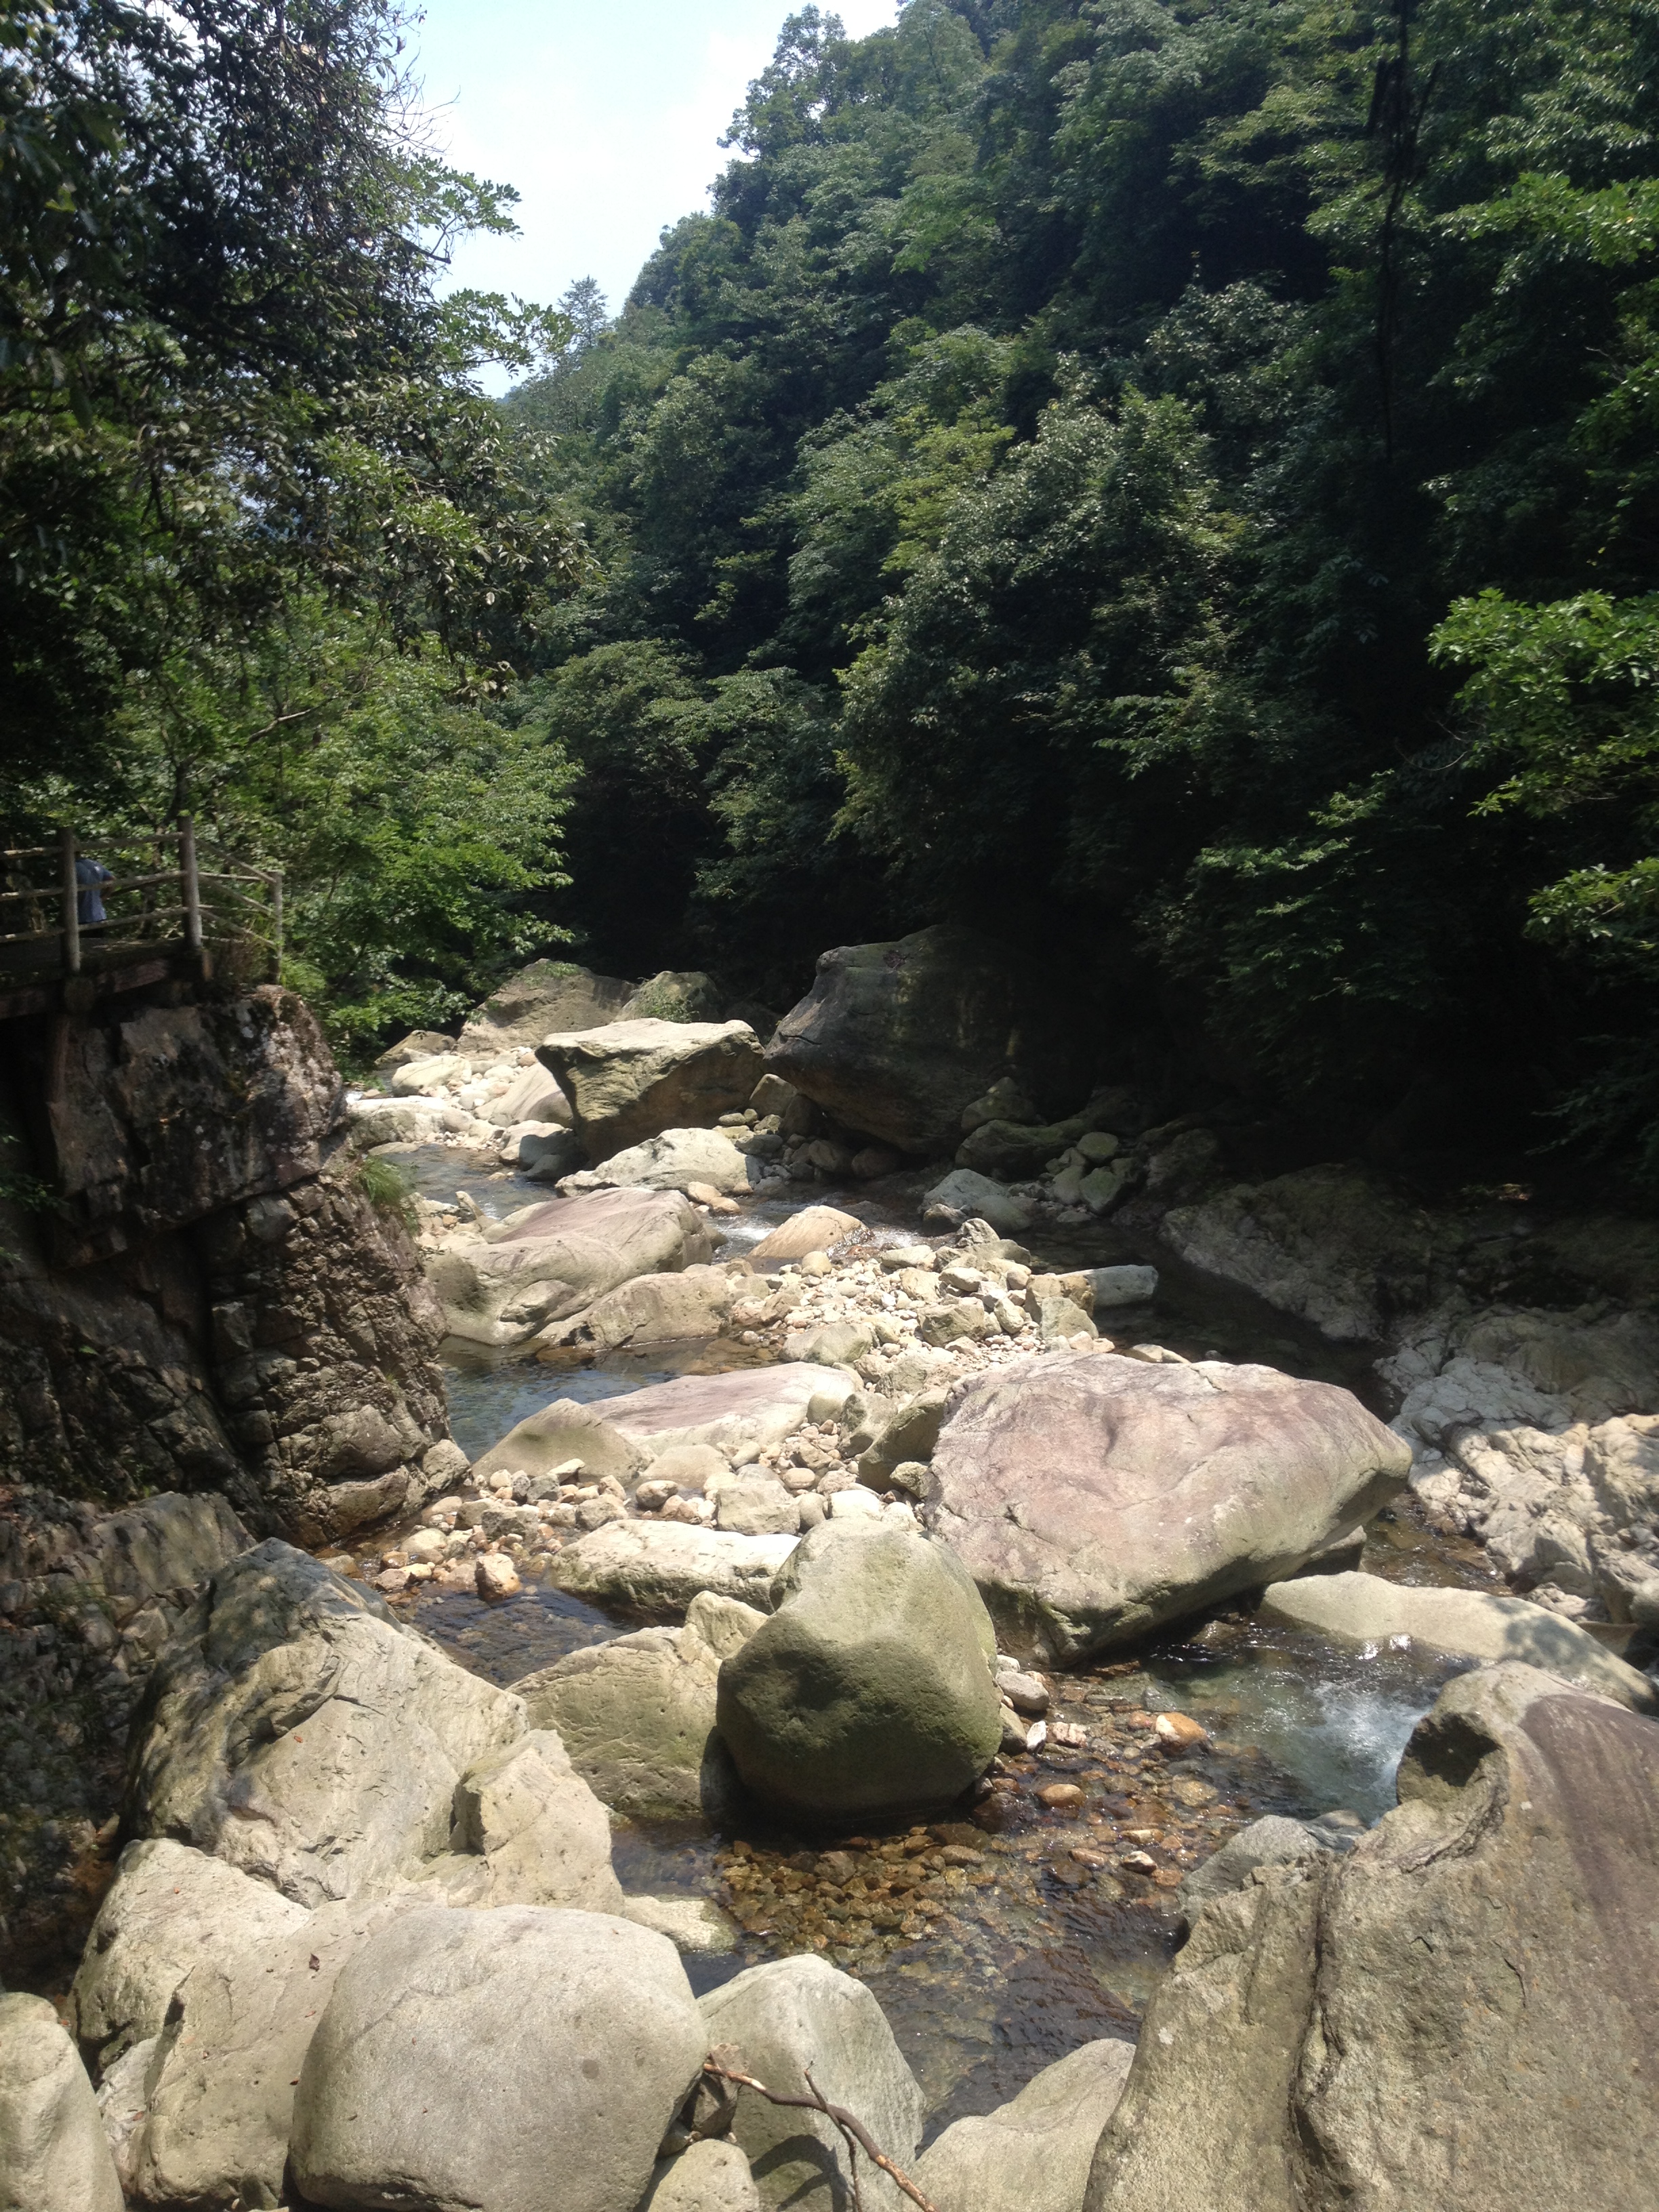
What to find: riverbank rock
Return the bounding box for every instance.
[0,1994,123,2212]
[552,1523,798,1612]
[582,1126,754,1196]
[537,1019,764,1158]
[458,959,633,1058]
[1259,1569,1657,1710]
[700,1955,924,2212]
[426,1186,714,1346]
[766,926,1078,1155]
[716,1523,1002,1819]
[470,1395,651,1488]
[1083,1663,1659,2212]
[1176,1815,1332,1925]
[514,1596,764,1815]
[621,970,726,1023]
[127,1541,523,1905]
[914,2039,1135,2212]
[926,1352,1412,1660]
[416,1729,626,1912]
[291,1906,708,2212]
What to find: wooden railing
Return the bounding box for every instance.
[0,820,283,982]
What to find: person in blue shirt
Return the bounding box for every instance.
[75,855,112,926]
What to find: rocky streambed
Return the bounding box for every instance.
[328,1151,1531,2135]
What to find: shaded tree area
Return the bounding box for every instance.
[503,0,1659,1182]
[2,0,580,1041]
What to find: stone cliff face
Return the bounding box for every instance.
[0,983,454,1544]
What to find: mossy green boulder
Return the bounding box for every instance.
[715,1523,1002,1820]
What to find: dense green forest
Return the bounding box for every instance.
[7,0,1659,1179]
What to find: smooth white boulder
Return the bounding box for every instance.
[1259,1570,1657,1710]
[0,1994,123,2212]
[551,1523,798,1613]
[291,1906,709,2212]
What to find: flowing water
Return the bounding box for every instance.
[385,1147,1499,2140]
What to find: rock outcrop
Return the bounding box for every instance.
[537,1019,764,1157]
[716,1522,1002,1819]
[926,1351,1412,1659]
[766,925,1080,1155]
[291,1906,708,2212]
[1083,1664,1659,2212]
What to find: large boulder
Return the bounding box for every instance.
[602,1364,860,1459]
[551,1523,798,1614]
[85,1489,250,1607]
[486,1059,575,1127]
[472,1364,857,1488]
[114,1891,407,2212]
[746,1205,865,1265]
[926,1352,1412,1660]
[70,1838,308,2066]
[766,926,1080,1155]
[699,1955,924,2212]
[514,1595,764,1816]
[716,1522,1002,1820]
[913,2039,1135,2212]
[126,1541,523,1906]
[538,1264,745,1354]
[537,1020,764,1158]
[1083,1664,1659,2212]
[458,959,633,1058]
[426,1185,714,1347]
[0,1994,124,2212]
[1259,1569,1658,1710]
[583,1126,755,1197]
[922,1169,1031,1235]
[621,970,726,1023]
[290,1906,709,2212]
[414,1729,628,1912]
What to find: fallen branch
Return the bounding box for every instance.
[701,2057,939,2212]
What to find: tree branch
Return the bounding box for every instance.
[701,2058,939,2212]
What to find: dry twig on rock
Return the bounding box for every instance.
[701,2055,939,2212]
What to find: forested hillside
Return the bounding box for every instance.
[7,0,1659,1183]
[504,0,1659,1181]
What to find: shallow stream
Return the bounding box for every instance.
[383,1147,1497,2139]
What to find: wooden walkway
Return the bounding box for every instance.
[0,821,282,1020]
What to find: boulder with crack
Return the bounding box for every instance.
[126,1540,523,1906]
[926,1351,1412,1660]
[1083,1663,1659,2212]
[537,1019,764,1157]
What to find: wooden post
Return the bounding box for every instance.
[59,826,80,975]
[181,815,203,954]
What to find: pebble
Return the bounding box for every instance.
[474,1554,520,1599]
[1036,1782,1085,1811]
[1153,1711,1210,1755]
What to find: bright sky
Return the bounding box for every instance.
[412,1,903,387]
